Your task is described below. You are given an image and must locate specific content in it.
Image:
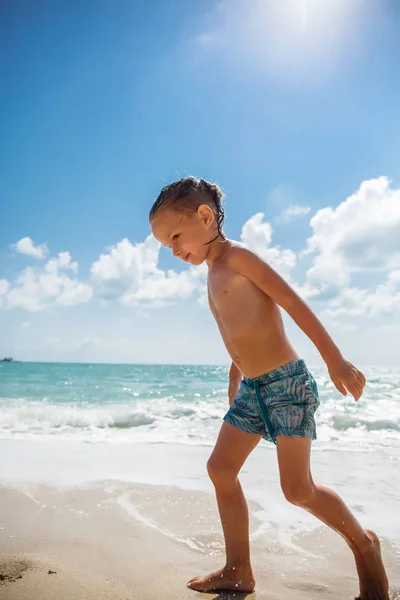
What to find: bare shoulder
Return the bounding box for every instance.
[223,240,299,309]
[224,242,265,272]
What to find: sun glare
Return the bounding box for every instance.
[258,0,367,75]
[200,0,375,81]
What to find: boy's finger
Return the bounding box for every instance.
[356,372,366,387]
[357,369,366,385]
[334,381,347,396]
[349,383,362,401]
[357,373,365,387]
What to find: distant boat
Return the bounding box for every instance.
[1,357,15,362]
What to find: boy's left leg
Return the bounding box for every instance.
[187,422,261,593]
[276,436,389,600]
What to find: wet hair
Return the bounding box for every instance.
[149,176,226,239]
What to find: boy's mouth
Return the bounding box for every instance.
[183,253,191,262]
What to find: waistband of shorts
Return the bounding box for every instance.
[243,359,307,386]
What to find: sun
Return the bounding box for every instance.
[198,0,374,81]
[259,0,367,74]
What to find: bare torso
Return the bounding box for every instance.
[207,243,299,378]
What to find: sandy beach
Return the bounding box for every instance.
[1,441,399,600]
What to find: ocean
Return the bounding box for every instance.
[1,361,400,449]
[1,361,400,554]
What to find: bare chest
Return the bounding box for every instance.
[207,266,268,315]
[208,267,244,303]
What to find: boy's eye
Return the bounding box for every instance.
[172,234,180,241]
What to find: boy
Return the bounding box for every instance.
[149,176,389,599]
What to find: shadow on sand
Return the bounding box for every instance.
[195,591,254,600]
[354,590,400,600]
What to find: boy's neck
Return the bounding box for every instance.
[205,233,229,267]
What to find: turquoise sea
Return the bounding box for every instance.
[1,361,400,449]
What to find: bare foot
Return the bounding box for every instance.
[187,566,255,593]
[354,530,389,600]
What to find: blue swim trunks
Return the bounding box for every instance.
[223,359,320,445]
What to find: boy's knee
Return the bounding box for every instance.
[206,456,237,489]
[281,481,315,506]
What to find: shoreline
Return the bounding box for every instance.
[2,438,400,546]
[1,482,400,600]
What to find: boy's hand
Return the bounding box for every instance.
[327,358,366,401]
[228,378,241,406]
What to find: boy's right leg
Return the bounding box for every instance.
[276,436,389,600]
[187,422,261,593]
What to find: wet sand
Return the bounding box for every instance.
[1,484,399,600]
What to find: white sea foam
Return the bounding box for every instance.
[1,363,399,452]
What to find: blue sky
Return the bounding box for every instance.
[1,0,400,365]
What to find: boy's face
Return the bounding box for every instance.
[150,207,214,266]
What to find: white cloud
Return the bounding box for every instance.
[0,279,10,309]
[239,180,400,317]
[121,267,202,307]
[321,269,400,319]
[2,252,92,312]
[91,236,158,296]
[240,213,297,279]
[91,236,207,307]
[303,177,400,289]
[320,318,358,333]
[13,237,48,259]
[0,279,9,296]
[278,204,311,222]
[291,281,321,301]
[45,251,78,274]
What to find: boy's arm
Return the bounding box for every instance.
[228,362,242,405]
[209,291,243,405]
[229,247,366,401]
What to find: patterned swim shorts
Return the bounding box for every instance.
[223,359,320,444]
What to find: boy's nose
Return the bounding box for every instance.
[172,246,181,258]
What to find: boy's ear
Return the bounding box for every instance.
[197,204,214,226]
